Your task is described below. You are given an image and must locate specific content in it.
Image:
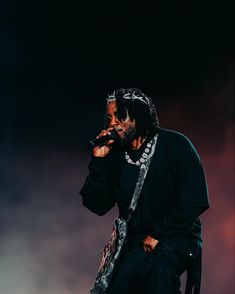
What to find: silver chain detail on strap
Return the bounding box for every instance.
[128,133,158,213]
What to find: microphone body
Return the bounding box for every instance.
[86,129,118,150]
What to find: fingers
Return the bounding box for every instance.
[96,131,110,139]
[92,128,115,157]
[143,244,153,253]
[144,246,152,253]
[146,247,152,253]
[143,238,159,253]
[96,128,114,139]
[107,140,114,145]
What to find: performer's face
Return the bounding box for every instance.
[106,101,136,146]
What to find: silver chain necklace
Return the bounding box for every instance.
[124,138,154,166]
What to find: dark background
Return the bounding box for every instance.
[0,1,234,293]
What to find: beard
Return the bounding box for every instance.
[117,125,137,148]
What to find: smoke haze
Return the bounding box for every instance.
[1,89,234,294]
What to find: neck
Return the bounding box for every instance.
[131,136,146,150]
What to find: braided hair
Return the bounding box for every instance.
[105,88,160,138]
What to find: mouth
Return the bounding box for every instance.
[115,127,123,133]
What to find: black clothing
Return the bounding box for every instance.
[80,128,209,293]
[108,234,202,294]
[80,128,209,239]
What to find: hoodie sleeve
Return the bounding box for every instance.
[150,133,209,239]
[80,156,117,216]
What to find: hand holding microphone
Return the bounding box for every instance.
[86,128,118,157]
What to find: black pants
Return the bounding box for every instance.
[107,235,201,294]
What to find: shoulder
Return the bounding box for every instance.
[159,127,192,143]
[159,128,200,160]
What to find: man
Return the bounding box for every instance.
[80,88,209,294]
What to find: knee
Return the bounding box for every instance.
[150,259,171,275]
[150,253,182,277]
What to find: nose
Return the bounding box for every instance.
[109,115,119,127]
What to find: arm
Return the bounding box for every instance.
[80,156,116,216]
[149,207,204,240]
[80,128,117,216]
[149,133,209,240]
[143,207,203,251]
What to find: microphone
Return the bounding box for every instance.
[86,129,119,150]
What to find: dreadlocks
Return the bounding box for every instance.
[105,88,159,138]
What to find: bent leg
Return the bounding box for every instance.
[144,250,184,294]
[108,236,199,294]
[107,246,153,294]
[144,238,199,294]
